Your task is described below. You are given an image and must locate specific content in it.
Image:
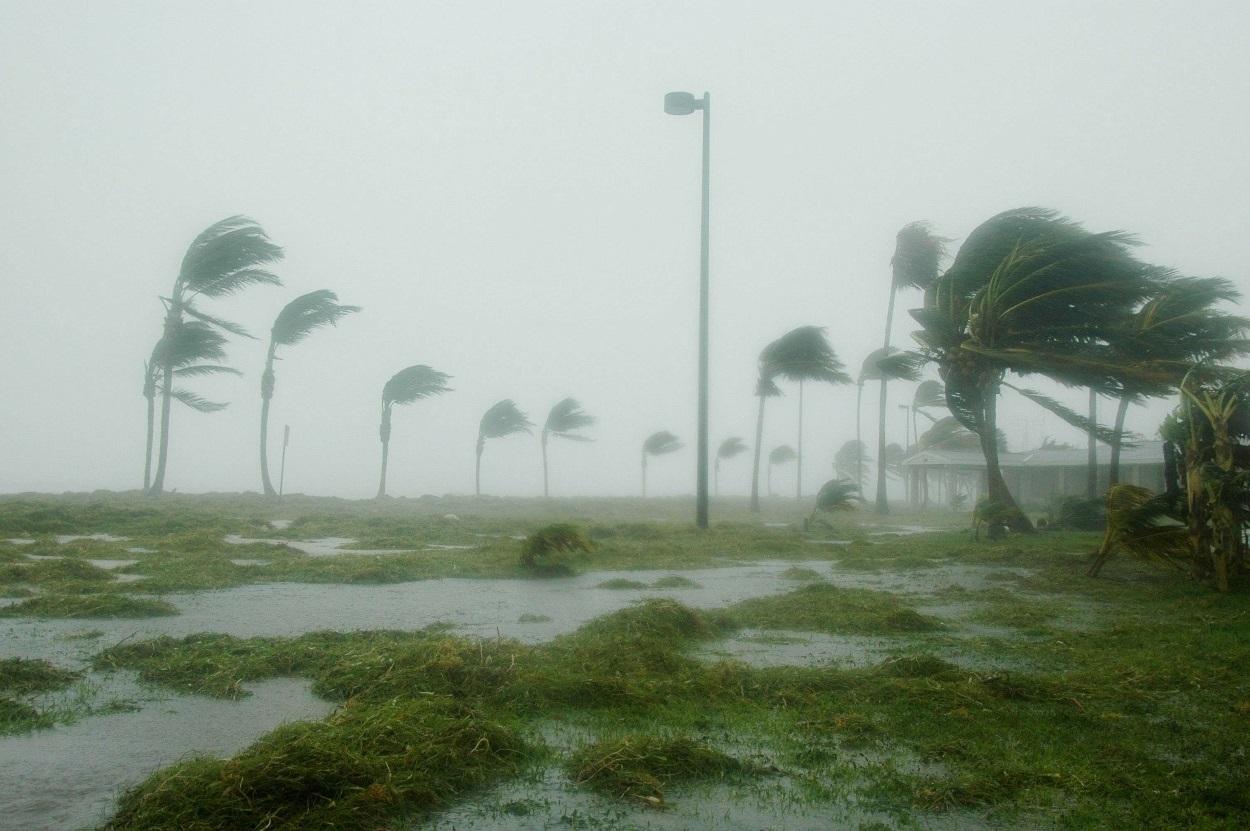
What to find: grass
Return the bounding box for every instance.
[0,657,80,695]
[567,734,758,806]
[725,583,943,635]
[595,578,648,589]
[0,593,178,618]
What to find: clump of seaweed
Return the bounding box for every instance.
[519,523,593,575]
[567,734,756,807]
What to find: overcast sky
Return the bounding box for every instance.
[2,0,1248,500]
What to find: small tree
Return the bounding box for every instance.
[642,431,683,497]
[541,398,595,498]
[376,365,451,498]
[767,444,797,497]
[477,400,533,496]
[715,436,748,496]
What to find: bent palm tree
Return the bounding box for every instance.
[876,223,947,514]
[835,440,869,483]
[810,478,861,524]
[476,400,533,496]
[715,436,748,496]
[259,290,360,495]
[749,371,782,512]
[147,216,283,495]
[377,365,451,498]
[541,398,596,498]
[767,444,797,497]
[641,431,682,497]
[142,322,239,490]
[857,347,922,502]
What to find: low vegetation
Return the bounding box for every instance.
[567,734,758,806]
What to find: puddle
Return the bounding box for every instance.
[0,676,332,831]
[85,559,138,570]
[269,519,293,530]
[5,539,35,545]
[806,539,852,545]
[866,525,943,537]
[695,628,893,669]
[230,558,271,567]
[223,534,415,558]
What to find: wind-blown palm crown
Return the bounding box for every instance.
[641,430,682,497]
[835,440,869,482]
[854,347,921,494]
[714,436,748,496]
[768,445,797,465]
[258,290,361,495]
[540,397,596,497]
[891,222,949,291]
[813,478,861,515]
[376,365,452,498]
[476,400,533,496]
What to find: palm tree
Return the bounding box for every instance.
[715,436,748,496]
[908,207,1168,531]
[476,400,533,496]
[810,477,861,524]
[259,290,360,495]
[147,217,283,495]
[142,322,239,490]
[641,431,682,497]
[767,444,797,496]
[911,380,945,442]
[541,398,595,498]
[750,326,850,509]
[856,347,922,503]
[834,439,869,484]
[376,365,451,498]
[749,371,782,512]
[875,222,947,514]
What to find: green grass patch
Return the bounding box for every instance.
[0,657,80,695]
[0,593,177,618]
[0,696,50,734]
[567,734,759,807]
[726,584,943,635]
[651,575,700,588]
[779,566,825,581]
[517,613,552,623]
[595,578,648,590]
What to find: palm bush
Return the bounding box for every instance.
[641,431,682,497]
[714,437,748,496]
[259,291,359,495]
[541,398,595,498]
[766,444,797,497]
[376,365,451,498]
[476,400,533,496]
[810,477,861,525]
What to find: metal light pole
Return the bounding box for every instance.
[664,90,711,529]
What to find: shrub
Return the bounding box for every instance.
[519,524,593,575]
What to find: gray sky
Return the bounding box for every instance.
[2,0,1248,499]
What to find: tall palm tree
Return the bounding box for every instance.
[856,347,922,502]
[641,430,682,497]
[476,400,533,496]
[147,216,283,495]
[767,444,797,497]
[259,290,360,496]
[715,436,748,496]
[875,222,947,514]
[376,365,451,498]
[834,439,869,484]
[911,380,946,441]
[750,326,850,509]
[142,322,239,490]
[749,371,782,512]
[541,398,595,498]
[810,478,862,523]
[908,207,1168,531]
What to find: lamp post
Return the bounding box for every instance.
[664,90,711,529]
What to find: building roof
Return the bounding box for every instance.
[901,440,1164,469]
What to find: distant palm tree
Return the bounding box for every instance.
[376,365,451,498]
[714,436,748,496]
[476,400,533,496]
[147,217,283,495]
[856,347,920,497]
[875,222,947,514]
[810,478,861,524]
[767,444,797,497]
[641,431,682,497]
[910,380,946,443]
[834,439,869,484]
[259,290,360,496]
[541,398,596,498]
[143,322,239,491]
[749,372,782,512]
[750,326,849,510]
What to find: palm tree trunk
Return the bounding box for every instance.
[855,382,864,491]
[1086,388,1098,499]
[541,431,550,498]
[259,343,278,496]
[1163,440,1180,499]
[148,308,180,496]
[376,404,392,499]
[796,380,804,499]
[981,380,1033,533]
[876,284,897,514]
[749,394,766,512]
[475,437,484,497]
[143,389,155,492]
[1108,394,1130,487]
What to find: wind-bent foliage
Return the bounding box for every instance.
[856,347,920,497]
[146,218,283,495]
[476,400,533,497]
[641,431,683,498]
[714,436,748,496]
[1088,484,1188,578]
[875,223,949,514]
[906,207,1166,532]
[541,398,596,498]
[810,477,861,524]
[766,444,797,497]
[376,365,451,498]
[142,323,240,490]
[259,291,360,495]
[835,440,869,483]
[751,326,850,508]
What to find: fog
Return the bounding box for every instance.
[3,0,1248,499]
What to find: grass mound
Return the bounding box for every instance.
[0,556,113,587]
[0,696,48,733]
[727,584,942,635]
[0,657,80,695]
[595,578,648,590]
[779,566,824,581]
[517,613,552,623]
[652,575,699,588]
[104,697,528,830]
[520,523,593,575]
[0,593,177,619]
[568,734,756,807]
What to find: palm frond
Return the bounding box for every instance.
[479,399,534,439]
[271,289,361,347]
[912,379,945,410]
[643,431,683,457]
[382,365,453,407]
[1003,383,1133,447]
[892,221,949,291]
[760,326,851,384]
[182,303,255,339]
[178,217,283,299]
[170,389,228,413]
[813,478,861,513]
[545,398,596,439]
[768,444,797,465]
[717,436,748,460]
[174,364,242,378]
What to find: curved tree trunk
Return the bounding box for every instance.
[876,283,898,515]
[749,394,766,512]
[259,343,278,496]
[541,431,550,498]
[980,381,1033,533]
[148,307,181,496]
[376,404,392,499]
[143,389,155,492]
[1108,394,1130,487]
[1086,388,1098,499]
[855,382,864,491]
[796,380,804,500]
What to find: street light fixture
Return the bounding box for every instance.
[664,89,711,529]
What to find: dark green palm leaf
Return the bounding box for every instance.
[892,222,949,291]
[912,379,945,411]
[272,290,361,347]
[545,398,596,440]
[717,436,748,460]
[170,389,228,413]
[1002,382,1131,447]
[479,400,533,440]
[768,444,797,466]
[177,216,283,299]
[643,431,683,457]
[383,365,452,407]
[761,326,851,384]
[814,478,861,513]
